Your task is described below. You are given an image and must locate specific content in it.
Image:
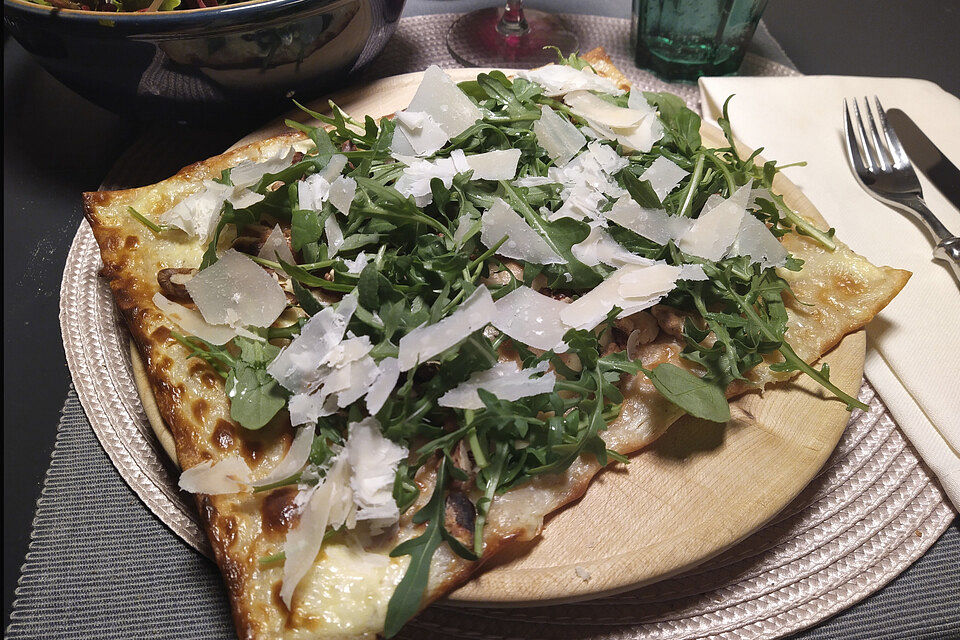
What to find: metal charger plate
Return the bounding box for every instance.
[60,13,955,639]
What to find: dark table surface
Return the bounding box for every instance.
[4,0,959,634]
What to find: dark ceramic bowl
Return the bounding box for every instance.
[4,0,406,125]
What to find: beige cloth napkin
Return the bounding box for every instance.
[699,76,960,508]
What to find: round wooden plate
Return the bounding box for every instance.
[134,68,865,605]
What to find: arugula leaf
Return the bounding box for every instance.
[291,206,323,251]
[641,363,730,423]
[127,206,166,235]
[643,91,702,154]
[618,169,662,209]
[292,279,324,316]
[226,363,287,430]
[212,168,233,186]
[172,335,288,430]
[278,260,354,293]
[384,456,477,637]
[286,105,337,164]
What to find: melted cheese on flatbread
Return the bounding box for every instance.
[84,48,908,639]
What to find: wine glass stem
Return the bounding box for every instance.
[497,1,529,36]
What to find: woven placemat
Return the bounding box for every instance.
[10,12,958,640]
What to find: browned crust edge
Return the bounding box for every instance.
[82,131,308,640]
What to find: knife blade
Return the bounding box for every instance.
[886,108,960,211]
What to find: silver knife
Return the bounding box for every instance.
[886,108,960,212]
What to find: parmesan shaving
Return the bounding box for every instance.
[288,391,337,426]
[298,155,349,211]
[268,294,358,394]
[491,286,570,352]
[281,452,354,607]
[320,154,348,182]
[453,214,476,245]
[333,350,380,408]
[252,425,315,487]
[152,292,236,345]
[366,357,399,415]
[159,181,232,243]
[546,142,626,221]
[280,417,408,606]
[228,146,295,188]
[186,249,287,329]
[516,64,624,97]
[397,286,496,371]
[343,418,408,533]
[565,90,664,154]
[587,141,630,176]
[564,90,644,128]
[299,172,332,211]
[160,147,298,241]
[393,155,460,207]
[640,156,689,201]
[327,176,357,216]
[268,294,401,422]
[730,212,789,268]
[513,176,558,188]
[480,198,564,264]
[438,361,556,410]
[679,183,751,261]
[627,90,657,117]
[392,110,449,157]
[406,65,483,138]
[561,262,681,330]
[615,115,665,154]
[464,149,522,180]
[325,213,345,258]
[393,149,520,206]
[227,188,265,210]
[603,196,691,245]
[679,264,709,281]
[178,455,252,495]
[571,226,653,268]
[342,251,369,275]
[258,224,296,265]
[533,105,586,165]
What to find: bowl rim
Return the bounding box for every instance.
[2,0,343,22]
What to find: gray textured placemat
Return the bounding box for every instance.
[6,389,234,640]
[6,390,957,639]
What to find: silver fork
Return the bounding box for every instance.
[843,96,960,282]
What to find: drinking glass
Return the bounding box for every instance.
[632,0,768,81]
[447,1,579,68]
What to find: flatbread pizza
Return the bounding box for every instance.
[83,49,908,639]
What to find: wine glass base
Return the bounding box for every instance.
[446,7,580,69]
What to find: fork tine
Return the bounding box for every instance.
[873,96,910,168]
[851,98,878,172]
[863,96,892,170]
[843,99,869,178]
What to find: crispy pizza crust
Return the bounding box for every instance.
[84,48,909,640]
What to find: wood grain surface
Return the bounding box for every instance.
[137,68,864,604]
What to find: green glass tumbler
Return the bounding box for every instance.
[632,0,769,81]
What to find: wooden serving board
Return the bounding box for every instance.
[141,69,864,605]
